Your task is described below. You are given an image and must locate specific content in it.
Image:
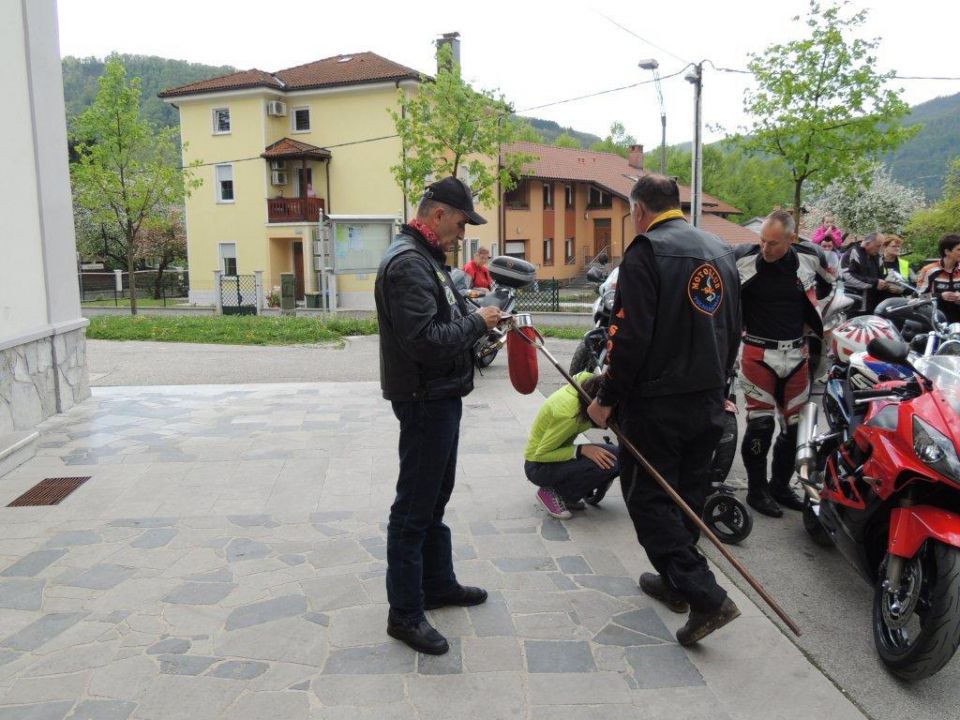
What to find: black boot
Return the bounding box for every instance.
[387,612,449,655]
[742,417,782,518]
[770,425,804,511]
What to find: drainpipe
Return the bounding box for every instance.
[397,79,408,224]
[325,157,331,216]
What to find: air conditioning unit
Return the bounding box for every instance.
[271,170,288,186]
[269,160,286,171]
[266,100,287,117]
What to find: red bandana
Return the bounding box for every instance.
[409,218,442,251]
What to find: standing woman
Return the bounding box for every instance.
[917,234,960,323]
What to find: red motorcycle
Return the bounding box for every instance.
[795,337,960,680]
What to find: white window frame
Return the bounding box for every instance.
[219,243,237,276]
[212,107,231,134]
[505,240,527,260]
[215,164,235,204]
[291,106,311,133]
[543,237,554,265]
[565,237,575,263]
[543,183,553,208]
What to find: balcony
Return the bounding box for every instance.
[267,197,325,223]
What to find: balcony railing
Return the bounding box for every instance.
[267,197,325,223]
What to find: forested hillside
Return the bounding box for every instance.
[62,55,236,130]
[887,92,960,200]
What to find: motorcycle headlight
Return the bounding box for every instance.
[602,291,615,312]
[913,416,960,484]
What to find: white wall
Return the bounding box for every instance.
[0,0,49,340]
[0,0,85,348]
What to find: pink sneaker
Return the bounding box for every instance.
[537,488,571,519]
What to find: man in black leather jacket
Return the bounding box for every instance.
[374,177,500,655]
[587,174,742,646]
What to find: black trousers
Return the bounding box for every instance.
[386,397,461,620]
[524,443,620,501]
[618,390,727,612]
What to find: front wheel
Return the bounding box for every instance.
[702,494,752,545]
[873,542,960,681]
[569,340,596,375]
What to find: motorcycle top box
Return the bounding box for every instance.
[489,256,536,289]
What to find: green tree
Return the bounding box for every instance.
[739,1,917,223]
[71,55,200,314]
[514,118,545,143]
[390,43,533,263]
[906,157,960,260]
[589,122,636,158]
[554,133,582,149]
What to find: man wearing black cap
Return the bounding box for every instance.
[375,176,501,654]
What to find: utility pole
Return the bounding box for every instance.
[638,59,666,174]
[685,62,703,228]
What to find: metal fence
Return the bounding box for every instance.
[515,279,561,312]
[79,269,190,306]
[219,274,259,316]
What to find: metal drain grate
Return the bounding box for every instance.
[7,477,91,507]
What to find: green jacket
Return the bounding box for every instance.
[524,371,594,463]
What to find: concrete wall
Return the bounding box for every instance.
[0,0,90,437]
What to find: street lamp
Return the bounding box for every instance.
[638,58,667,175]
[685,63,703,228]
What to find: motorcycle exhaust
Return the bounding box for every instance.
[795,402,819,476]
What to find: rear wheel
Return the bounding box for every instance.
[476,343,498,368]
[873,542,960,681]
[569,340,596,374]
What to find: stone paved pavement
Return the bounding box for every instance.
[0,380,866,719]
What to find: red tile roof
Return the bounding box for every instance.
[503,141,741,215]
[261,137,331,160]
[159,52,422,98]
[691,213,761,246]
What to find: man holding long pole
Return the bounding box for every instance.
[588,174,742,646]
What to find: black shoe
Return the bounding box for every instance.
[387,615,449,655]
[423,584,488,611]
[747,492,783,518]
[770,485,805,512]
[586,479,614,506]
[676,597,741,646]
[639,572,689,614]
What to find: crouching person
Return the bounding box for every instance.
[524,372,620,519]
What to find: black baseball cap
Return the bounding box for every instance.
[423,176,487,225]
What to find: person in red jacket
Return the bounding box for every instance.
[463,247,493,295]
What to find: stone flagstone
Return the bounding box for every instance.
[224,594,308,631]
[1,549,67,577]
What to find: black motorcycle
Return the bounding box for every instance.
[569,265,616,375]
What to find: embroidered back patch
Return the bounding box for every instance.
[688,263,723,315]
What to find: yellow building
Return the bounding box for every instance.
[161,52,499,309]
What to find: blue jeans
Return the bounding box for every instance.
[386,397,461,620]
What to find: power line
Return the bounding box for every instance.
[593,10,690,66]
[178,73,687,171]
[707,61,960,81]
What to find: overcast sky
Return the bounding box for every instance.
[57,0,960,147]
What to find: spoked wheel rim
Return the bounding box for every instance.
[702,495,752,544]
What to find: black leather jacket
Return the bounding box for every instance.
[598,216,741,405]
[374,225,487,401]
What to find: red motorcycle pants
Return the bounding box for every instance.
[739,341,810,426]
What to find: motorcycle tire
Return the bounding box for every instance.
[702,494,753,545]
[569,340,596,375]
[802,499,833,548]
[873,542,960,681]
[709,411,739,485]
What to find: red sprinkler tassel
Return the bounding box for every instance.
[507,326,539,394]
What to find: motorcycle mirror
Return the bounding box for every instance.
[867,337,932,388]
[866,337,909,365]
[596,252,609,265]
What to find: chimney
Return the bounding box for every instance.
[437,32,461,73]
[628,144,644,171]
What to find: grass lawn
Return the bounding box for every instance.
[86,315,590,346]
